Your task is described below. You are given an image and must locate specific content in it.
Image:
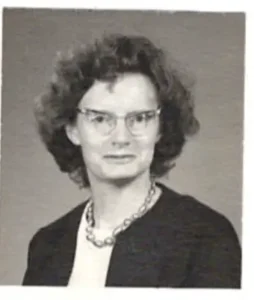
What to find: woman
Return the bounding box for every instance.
[23,34,241,288]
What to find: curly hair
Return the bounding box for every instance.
[34,34,200,188]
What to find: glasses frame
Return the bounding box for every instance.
[76,106,161,136]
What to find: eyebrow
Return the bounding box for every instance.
[79,107,159,114]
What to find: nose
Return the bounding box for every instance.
[111,118,131,147]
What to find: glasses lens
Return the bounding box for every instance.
[85,110,115,135]
[126,111,157,135]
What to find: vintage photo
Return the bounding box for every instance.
[0,9,244,288]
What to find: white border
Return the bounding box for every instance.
[0,1,253,300]
[0,286,247,299]
[0,1,250,11]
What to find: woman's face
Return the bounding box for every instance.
[66,73,160,183]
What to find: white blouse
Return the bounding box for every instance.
[68,203,114,287]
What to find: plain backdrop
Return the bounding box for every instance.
[0,9,245,285]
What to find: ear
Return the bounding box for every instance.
[65,124,81,146]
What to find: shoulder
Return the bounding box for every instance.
[156,182,239,240]
[30,201,87,247]
[150,183,241,288]
[23,202,87,285]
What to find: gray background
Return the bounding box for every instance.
[0,9,245,285]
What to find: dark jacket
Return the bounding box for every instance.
[23,183,241,287]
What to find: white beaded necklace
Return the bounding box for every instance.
[85,180,156,248]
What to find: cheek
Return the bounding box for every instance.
[135,136,157,161]
[78,134,105,162]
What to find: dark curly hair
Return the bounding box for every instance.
[34,34,200,188]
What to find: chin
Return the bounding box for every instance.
[103,171,137,181]
[100,166,147,182]
[104,174,141,186]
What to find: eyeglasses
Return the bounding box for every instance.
[76,107,161,136]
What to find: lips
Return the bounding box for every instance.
[103,154,136,164]
[104,154,135,158]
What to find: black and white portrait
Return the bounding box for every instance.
[0,8,245,289]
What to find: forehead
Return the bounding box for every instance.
[79,73,158,112]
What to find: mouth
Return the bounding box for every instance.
[103,154,136,164]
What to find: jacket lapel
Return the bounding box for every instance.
[105,214,163,287]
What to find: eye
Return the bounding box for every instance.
[88,112,110,123]
[135,113,145,122]
[134,112,154,122]
[93,115,106,123]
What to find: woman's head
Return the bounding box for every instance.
[35,34,199,188]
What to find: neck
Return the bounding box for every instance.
[88,172,157,229]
